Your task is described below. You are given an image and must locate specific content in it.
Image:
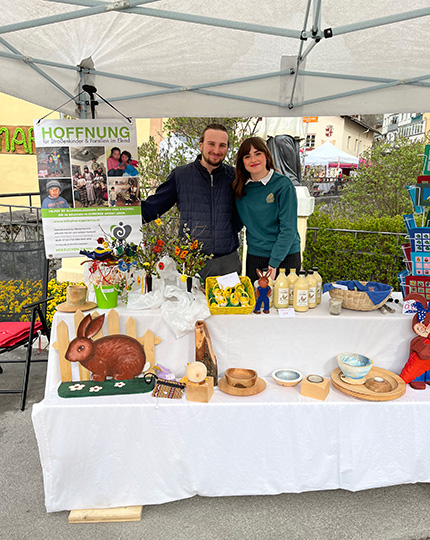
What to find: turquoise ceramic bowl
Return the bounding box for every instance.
[272,369,303,387]
[337,353,373,379]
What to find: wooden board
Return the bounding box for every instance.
[331,366,406,401]
[69,505,142,523]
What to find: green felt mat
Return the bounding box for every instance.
[58,374,156,398]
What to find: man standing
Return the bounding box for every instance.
[141,124,242,279]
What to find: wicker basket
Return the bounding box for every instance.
[328,281,392,311]
[206,276,256,315]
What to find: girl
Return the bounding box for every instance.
[233,137,301,285]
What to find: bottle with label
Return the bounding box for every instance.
[312,266,323,305]
[254,268,274,308]
[287,268,298,306]
[306,269,317,309]
[274,268,289,309]
[293,270,309,312]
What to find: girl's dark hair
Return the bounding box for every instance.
[110,146,120,156]
[121,150,132,162]
[232,137,275,199]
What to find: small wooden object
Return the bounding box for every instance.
[195,320,218,385]
[300,374,330,401]
[186,377,214,403]
[69,506,142,523]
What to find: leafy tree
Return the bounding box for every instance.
[334,136,426,219]
[137,117,260,230]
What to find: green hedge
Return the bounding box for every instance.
[302,210,406,290]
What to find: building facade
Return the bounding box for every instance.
[381,113,430,143]
[304,115,377,156]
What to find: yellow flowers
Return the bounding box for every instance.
[155,218,163,226]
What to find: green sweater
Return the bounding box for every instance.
[235,171,301,268]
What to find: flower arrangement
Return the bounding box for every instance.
[170,224,212,281]
[80,228,139,298]
[137,218,174,279]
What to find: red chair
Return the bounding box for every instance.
[0,240,51,410]
[0,298,51,410]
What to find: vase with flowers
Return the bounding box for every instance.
[136,218,170,293]
[80,232,139,307]
[170,225,213,292]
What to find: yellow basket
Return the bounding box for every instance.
[206,276,256,315]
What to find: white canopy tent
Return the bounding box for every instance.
[304,141,360,167]
[1,1,430,119]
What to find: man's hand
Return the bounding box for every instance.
[268,266,277,281]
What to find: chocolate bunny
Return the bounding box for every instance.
[400,293,430,389]
[254,269,271,314]
[65,313,146,381]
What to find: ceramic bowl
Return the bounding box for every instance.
[225,368,258,388]
[272,369,303,387]
[337,353,374,380]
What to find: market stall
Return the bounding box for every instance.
[32,295,430,513]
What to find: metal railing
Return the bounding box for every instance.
[0,192,40,209]
[0,204,43,243]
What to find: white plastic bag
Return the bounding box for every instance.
[161,285,211,339]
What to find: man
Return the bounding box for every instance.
[141,124,242,279]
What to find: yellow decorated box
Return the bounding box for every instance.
[206,276,256,315]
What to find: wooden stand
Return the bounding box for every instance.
[69,505,142,523]
[186,377,214,403]
[300,375,330,401]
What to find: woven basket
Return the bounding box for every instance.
[206,276,255,315]
[328,281,392,311]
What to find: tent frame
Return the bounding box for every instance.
[1,1,430,115]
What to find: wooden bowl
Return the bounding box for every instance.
[272,369,303,387]
[225,368,258,388]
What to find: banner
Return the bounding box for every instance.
[33,119,142,258]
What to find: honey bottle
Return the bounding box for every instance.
[306,269,317,309]
[293,271,309,312]
[274,268,290,309]
[312,267,323,305]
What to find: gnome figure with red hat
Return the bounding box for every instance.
[400,293,430,389]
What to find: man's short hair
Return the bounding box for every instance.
[199,123,230,146]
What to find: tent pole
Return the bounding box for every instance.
[332,7,430,37]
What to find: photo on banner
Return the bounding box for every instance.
[33,119,142,258]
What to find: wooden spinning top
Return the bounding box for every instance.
[186,362,208,383]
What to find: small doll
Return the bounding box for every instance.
[400,293,430,389]
[254,269,271,314]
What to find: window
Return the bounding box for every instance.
[306,134,316,149]
[347,136,351,149]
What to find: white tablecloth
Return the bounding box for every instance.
[32,295,430,512]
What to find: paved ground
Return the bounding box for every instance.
[2,347,430,540]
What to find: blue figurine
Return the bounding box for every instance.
[254,269,271,314]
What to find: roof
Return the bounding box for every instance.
[1,2,430,118]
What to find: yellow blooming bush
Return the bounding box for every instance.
[0,279,43,322]
[0,278,83,325]
[46,279,85,325]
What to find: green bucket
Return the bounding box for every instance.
[94,284,118,309]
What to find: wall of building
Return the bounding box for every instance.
[304,116,374,156]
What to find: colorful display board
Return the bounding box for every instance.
[33,119,142,258]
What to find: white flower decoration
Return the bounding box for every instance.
[69,384,85,391]
[89,386,103,393]
[114,382,125,388]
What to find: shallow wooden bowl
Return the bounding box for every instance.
[225,368,258,388]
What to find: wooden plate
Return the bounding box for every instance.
[218,376,266,396]
[331,366,406,401]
